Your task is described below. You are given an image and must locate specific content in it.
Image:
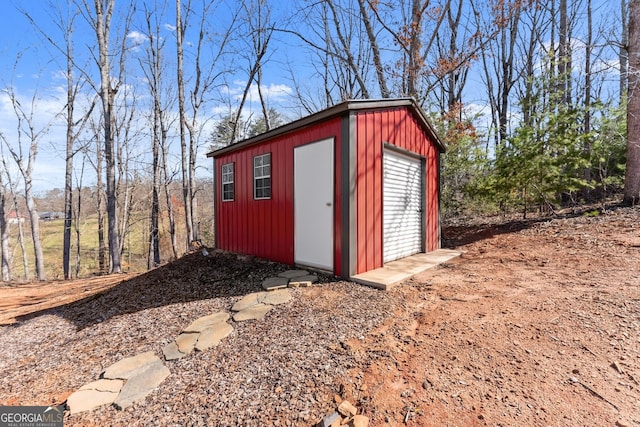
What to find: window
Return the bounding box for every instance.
[221,163,234,201]
[253,153,271,199]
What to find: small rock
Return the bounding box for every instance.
[317,411,340,427]
[422,379,432,389]
[611,361,624,374]
[400,389,413,398]
[338,400,357,417]
[351,415,369,427]
[616,420,630,427]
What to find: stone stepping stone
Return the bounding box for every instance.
[66,379,124,414]
[174,332,199,355]
[184,312,229,333]
[262,276,289,290]
[113,359,170,409]
[195,322,234,351]
[163,311,232,360]
[232,289,292,313]
[68,352,170,414]
[102,351,158,380]
[231,293,260,312]
[277,269,309,279]
[259,289,292,306]
[232,303,273,322]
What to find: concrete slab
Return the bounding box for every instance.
[351,249,462,290]
[262,277,289,291]
[277,269,309,279]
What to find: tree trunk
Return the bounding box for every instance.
[74,160,85,278]
[93,0,122,273]
[583,0,593,201]
[24,175,46,281]
[176,0,194,251]
[621,0,630,104]
[162,136,178,261]
[95,135,107,274]
[63,41,74,280]
[357,0,389,98]
[0,185,11,282]
[624,0,640,204]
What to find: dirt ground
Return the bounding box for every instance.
[1,205,639,426]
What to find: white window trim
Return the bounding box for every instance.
[253,153,271,200]
[221,163,234,201]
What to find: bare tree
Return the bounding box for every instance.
[1,72,58,281]
[0,152,29,280]
[140,1,166,268]
[175,0,193,249]
[81,0,133,273]
[23,2,96,279]
[0,169,11,282]
[176,0,236,248]
[231,0,275,142]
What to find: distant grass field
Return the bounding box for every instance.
[7,216,149,281]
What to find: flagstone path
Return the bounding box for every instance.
[65,270,317,415]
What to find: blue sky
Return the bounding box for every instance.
[0,0,625,196]
[0,1,301,195]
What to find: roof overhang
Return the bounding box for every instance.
[206,98,446,158]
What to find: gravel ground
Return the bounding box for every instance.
[0,251,400,426]
[2,206,639,427]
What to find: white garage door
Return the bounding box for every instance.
[383,149,423,263]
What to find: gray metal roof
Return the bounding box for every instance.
[206,98,446,158]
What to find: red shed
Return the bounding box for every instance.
[207,98,445,279]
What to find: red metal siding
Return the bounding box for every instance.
[215,117,343,275]
[355,107,441,274]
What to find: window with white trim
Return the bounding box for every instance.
[253,153,271,199]
[221,163,234,201]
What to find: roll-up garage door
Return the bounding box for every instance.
[383,149,423,263]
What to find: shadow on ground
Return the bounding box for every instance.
[15,250,297,330]
[442,202,626,247]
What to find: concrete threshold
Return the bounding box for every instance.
[351,249,462,290]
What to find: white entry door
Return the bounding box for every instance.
[294,138,334,270]
[383,149,423,263]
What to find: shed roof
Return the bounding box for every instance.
[206,98,445,158]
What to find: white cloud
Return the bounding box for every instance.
[164,23,176,32]
[127,30,149,46]
[224,80,293,103]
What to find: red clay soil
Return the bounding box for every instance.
[1,205,639,426]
